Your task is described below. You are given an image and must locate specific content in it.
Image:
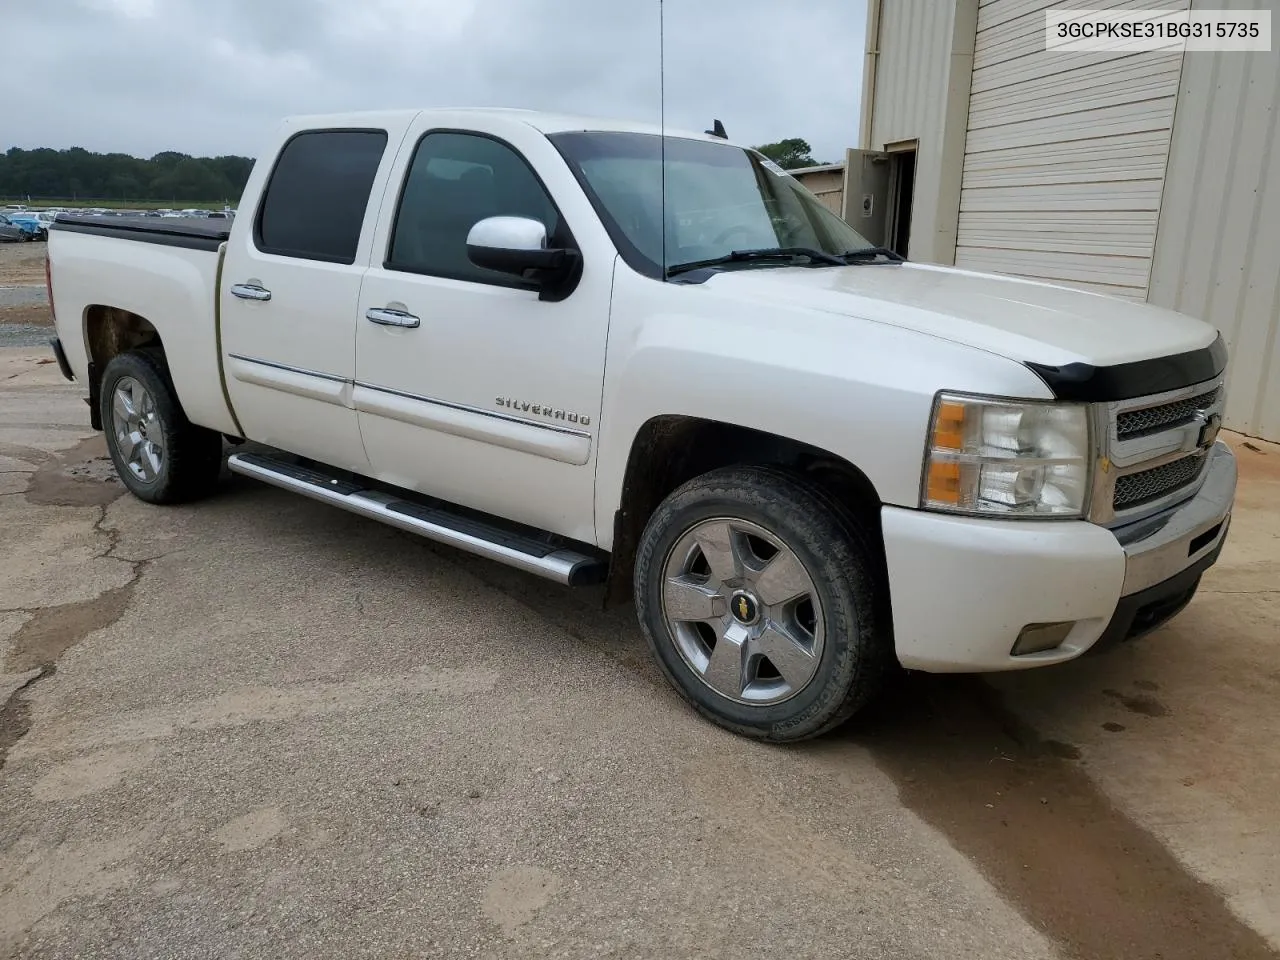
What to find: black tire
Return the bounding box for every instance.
[99,348,223,504]
[634,465,890,742]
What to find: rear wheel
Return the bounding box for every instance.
[100,349,223,504]
[634,465,890,742]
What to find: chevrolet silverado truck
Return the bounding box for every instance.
[45,109,1236,741]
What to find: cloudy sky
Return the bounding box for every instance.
[4,0,867,163]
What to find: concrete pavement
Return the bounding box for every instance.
[1,346,1277,959]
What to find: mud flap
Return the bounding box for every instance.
[86,360,102,431]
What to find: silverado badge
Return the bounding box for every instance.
[495,397,591,427]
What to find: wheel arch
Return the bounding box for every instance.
[83,305,165,430]
[603,414,885,607]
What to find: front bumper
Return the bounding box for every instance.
[882,441,1236,672]
[1090,441,1235,651]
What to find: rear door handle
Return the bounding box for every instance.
[365,307,421,329]
[230,282,272,302]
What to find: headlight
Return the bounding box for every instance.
[922,393,1091,518]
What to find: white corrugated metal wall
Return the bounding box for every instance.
[954,0,1189,299]
[1148,0,1280,439]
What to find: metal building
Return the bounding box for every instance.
[854,0,1280,440]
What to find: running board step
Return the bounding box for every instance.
[227,452,606,586]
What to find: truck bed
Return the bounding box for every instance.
[52,215,231,252]
[47,213,240,436]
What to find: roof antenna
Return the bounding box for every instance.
[706,119,727,139]
[659,0,668,281]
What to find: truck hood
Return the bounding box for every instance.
[708,261,1217,368]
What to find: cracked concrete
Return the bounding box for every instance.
[0,345,1278,960]
[0,349,1058,960]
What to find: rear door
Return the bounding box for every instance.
[220,124,399,472]
[352,118,615,543]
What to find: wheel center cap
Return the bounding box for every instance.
[730,591,761,626]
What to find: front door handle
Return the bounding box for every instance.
[365,307,421,329]
[230,282,272,302]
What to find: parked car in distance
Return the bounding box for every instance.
[5,212,47,240]
[0,213,35,241]
[46,108,1237,742]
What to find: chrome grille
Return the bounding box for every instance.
[1092,374,1226,525]
[1113,452,1207,510]
[1116,387,1221,440]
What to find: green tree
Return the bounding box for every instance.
[0,147,255,203]
[752,138,825,170]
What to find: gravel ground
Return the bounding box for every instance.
[0,325,52,349]
[1,348,1278,960]
[0,243,47,287]
[0,244,51,333]
[0,288,47,309]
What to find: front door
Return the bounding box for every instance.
[353,123,613,543]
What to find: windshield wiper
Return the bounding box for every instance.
[840,245,905,263]
[666,246,847,277]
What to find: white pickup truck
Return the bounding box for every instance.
[46,109,1235,741]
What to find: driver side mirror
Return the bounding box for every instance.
[466,216,581,302]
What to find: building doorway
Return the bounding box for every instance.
[888,148,916,258]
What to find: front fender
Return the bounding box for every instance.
[593,266,1054,549]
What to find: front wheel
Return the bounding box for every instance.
[100,349,223,504]
[634,466,891,742]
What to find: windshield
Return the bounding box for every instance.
[549,131,873,278]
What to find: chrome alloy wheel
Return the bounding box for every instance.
[111,376,165,483]
[660,517,825,705]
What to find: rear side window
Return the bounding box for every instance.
[255,129,387,264]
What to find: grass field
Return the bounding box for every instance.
[2,199,233,211]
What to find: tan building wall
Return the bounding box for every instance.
[1148,0,1280,439]
[859,0,979,263]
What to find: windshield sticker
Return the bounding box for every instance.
[759,158,791,177]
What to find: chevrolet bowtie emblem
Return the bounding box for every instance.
[1196,411,1223,449]
[737,596,750,620]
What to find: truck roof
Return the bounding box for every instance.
[281,107,734,146]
